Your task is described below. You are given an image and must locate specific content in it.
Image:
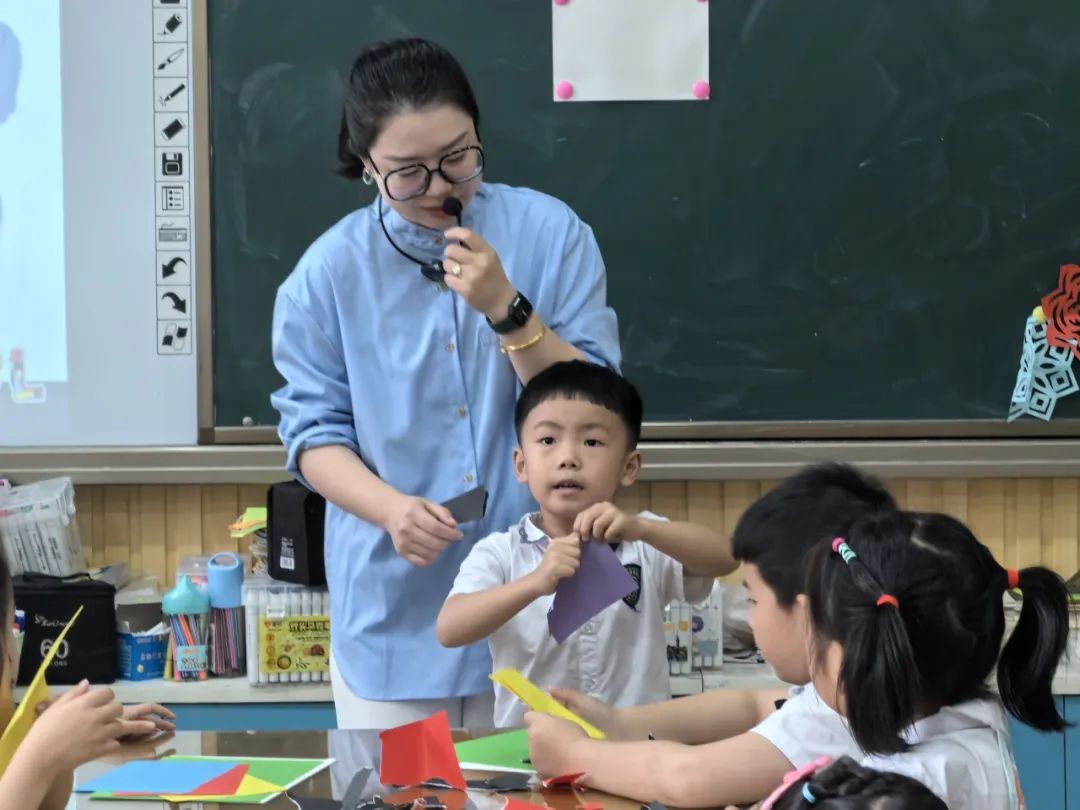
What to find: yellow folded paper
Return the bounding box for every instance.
[159,771,284,801]
[490,668,606,740]
[0,606,84,773]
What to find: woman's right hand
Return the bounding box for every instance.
[548,687,627,739]
[25,681,154,773]
[385,495,463,566]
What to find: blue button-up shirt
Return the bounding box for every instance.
[271,183,620,700]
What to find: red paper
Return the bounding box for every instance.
[1042,263,1080,359]
[379,711,467,791]
[541,773,585,788]
[191,763,249,796]
[505,799,550,810]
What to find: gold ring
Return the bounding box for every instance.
[450,263,462,277]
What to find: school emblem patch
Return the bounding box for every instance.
[622,563,642,609]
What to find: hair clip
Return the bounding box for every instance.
[760,756,832,810]
[1006,568,1020,590]
[831,537,857,564]
[802,783,817,804]
[875,593,899,609]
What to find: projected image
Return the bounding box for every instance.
[0,4,66,405]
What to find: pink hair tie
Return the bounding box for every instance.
[760,756,833,810]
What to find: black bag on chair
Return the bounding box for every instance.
[13,572,117,685]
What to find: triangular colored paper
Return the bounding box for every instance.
[0,607,83,773]
[191,763,249,795]
[379,710,466,790]
[490,669,606,740]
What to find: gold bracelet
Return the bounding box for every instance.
[500,326,547,354]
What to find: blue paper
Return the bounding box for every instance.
[75,759,235,795]
[548,540,637,644]
[1008,315,1079,422]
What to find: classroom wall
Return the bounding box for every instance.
[76,478,1080,587]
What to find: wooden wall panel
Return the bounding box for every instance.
[74,479,1080,587]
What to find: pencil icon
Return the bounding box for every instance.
[159,83,185,105]
[157,47,184,71]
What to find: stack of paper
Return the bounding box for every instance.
[75,756,333,804]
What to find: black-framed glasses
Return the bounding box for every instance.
[371,145,485,201]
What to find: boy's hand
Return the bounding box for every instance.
[549,687,627,739]
[119,703,176,739]
[524,711,589,778]
[573,502,642,543]
[25,681,147,773]
[530,532,582,595]
[384,494,463,567]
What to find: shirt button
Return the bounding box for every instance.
[446,342,455,352]
[465,473,474,484]
[457,407,467,418]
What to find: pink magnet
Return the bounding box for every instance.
[554,0,570,5]
[555,81,574,100]
[692,80,710,100]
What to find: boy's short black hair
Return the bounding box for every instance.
[731,463,896,607]
[514,361,642,447]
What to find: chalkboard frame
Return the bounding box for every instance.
[191,0,1080,445]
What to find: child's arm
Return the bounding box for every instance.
[437,532,582,647]
[574,504,735,576]
[526,712,791,808]
[37,769,73,810]
[0,749,56,810]
[552,686,791,744]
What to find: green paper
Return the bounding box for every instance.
[454,730,534,774]
[90,790,279,805]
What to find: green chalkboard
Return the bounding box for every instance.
[208,0,1080,432]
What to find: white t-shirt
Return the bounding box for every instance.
[447,511,713,727]
[752,685,1025,810]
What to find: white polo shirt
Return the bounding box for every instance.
[752,685,1024,810]
[448,511,713,727]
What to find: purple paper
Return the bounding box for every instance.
[547,540,638,644]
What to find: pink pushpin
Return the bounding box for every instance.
[692,80,710,100]
[554,0,571,5]
[555,81,574,100]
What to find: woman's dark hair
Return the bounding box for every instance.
[806,510,1070,755]
[337,38,481,179]
[770,757,947,810]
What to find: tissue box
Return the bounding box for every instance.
[117,632,168,680]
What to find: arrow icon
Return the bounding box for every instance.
[161,292,187,314]
[161,256,187,278]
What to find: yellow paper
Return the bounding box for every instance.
[0,606,84,773]
[490,668,606,739]
[159,772,285,801]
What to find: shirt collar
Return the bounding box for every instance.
[380,183,490,254]
[518,512,548,544]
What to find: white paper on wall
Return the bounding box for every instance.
[551,0,710,102]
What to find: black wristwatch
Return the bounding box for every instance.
[487,291,533,334]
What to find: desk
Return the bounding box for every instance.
[72,729,641,810]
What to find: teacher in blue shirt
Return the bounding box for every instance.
[271,38,620,729]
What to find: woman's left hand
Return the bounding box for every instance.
[442,227,516,320]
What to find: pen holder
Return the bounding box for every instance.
[163,575,210,682]
[208,552,246,678]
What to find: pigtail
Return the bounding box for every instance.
[770,756,948,810]
[839,598,922,754]
[998,566,1070,731]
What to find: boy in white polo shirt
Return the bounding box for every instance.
[436,360,735,727]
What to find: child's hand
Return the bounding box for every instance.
[24,681,139,772]
[524,711,588,777]
[573,502,642,543]
[549,687,627,739]
[530,532,582,595]
[119,703,176,739]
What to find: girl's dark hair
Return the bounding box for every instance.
[806,510,1070,755]
[337,38,481,179]
[771,757,947,810]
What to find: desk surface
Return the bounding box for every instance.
[73,730,641,810]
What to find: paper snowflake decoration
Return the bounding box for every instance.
[1008,314,1079,421]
